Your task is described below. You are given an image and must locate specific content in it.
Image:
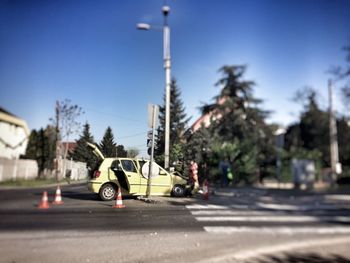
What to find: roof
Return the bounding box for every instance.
[0,107,30,136]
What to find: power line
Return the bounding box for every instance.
[117,131,147,140]
[83,107,143,123]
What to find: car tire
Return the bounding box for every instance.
[171,184,185,197]
[99,183,117,201]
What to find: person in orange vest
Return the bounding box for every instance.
[190,160,199,195]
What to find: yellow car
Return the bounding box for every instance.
[87,143,189,201]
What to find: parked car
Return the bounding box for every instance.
[87,143,189,201]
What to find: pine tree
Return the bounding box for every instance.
[117,145,127,157]
[100,126,117,157]
[285,88,329,166]
[24,130,39,160]
[23,125,56,176]
[70,122,98,172]
[155,78,190,166]
[194,65,274,183]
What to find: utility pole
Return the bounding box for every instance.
[55,101,61,182]
[146,104,158,198]
[329,79,340,182]
[163,5,171,170]
[136,5,172,170]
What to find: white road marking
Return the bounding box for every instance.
[196,215,350,223]
[234,236,350,260]
[326,194,350,201]
[185,204,229,210]
[198,236,350,263]
[257,202,344,211]
[190,210,276,216]
[196,215,318,222]
[203,226,350,234]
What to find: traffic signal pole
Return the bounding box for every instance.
[146,105,157,198]
[329,80,340,183]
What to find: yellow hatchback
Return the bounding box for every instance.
[87,143,189,201]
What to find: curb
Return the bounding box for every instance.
[0,180,87,190]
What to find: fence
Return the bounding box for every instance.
[0,158,38,182]
[0,158,88,182]
[63,159,88,181]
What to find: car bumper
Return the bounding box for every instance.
[88,181,102,193]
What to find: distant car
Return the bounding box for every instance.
[87,143,189,201]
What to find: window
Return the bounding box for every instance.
[121,160,137,173]
[138,160,147,172]
[111,160,121,170]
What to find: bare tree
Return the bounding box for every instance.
[51,99,84,180]
[127,147,140,158]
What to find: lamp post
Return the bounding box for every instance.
[274,127,286,187]
[137,5,171,170]
[328,79,341,182]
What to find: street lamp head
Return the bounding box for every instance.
[137,23,151,30]
[162,5,170,16]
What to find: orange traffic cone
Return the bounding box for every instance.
[112,188,125,208]
[203,179,209,200]
[53,186,64,205]
[38,191,50,209]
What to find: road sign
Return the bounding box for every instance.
[141,162,159,179]
[147,130,153,139]
[148,104,159,128]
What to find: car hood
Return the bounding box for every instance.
[86,142,105,160]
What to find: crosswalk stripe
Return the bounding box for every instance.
[204,226,350,234]
[186,203,350,235]
[256,202,345,211]
[185,204,229,210]
[196,215,350,223]
[190,210,276,216]
[196,215,319,222]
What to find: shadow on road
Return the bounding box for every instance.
[251,252,350,263]
[61,191,138,201]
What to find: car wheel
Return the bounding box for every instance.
[99,183,117,201]
[171,184,185,197]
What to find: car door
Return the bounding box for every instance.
[119,159,140,194]
[139,161,171,195]
[152,164,172,194]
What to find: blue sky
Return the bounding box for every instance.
[1,0,350,156]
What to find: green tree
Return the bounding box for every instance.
[24,130,39,160]
[285,88,329,166]
[70,122,98,173]
[196,65,274,184]
[330,44,350,112]
[155,78,190,167]
[117,145,127,157]
[23,125,56,177]
[100,126,117,157]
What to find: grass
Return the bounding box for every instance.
[0,178,62,187]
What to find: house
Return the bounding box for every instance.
[0,107,30,159]
[190,97,226,132]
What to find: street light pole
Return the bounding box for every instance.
[137,6,171,170]
[329,79,340,182]
[163,5,171,170]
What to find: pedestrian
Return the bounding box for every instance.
[227,167,233,186]
[190,160,199,195]
[219,158,230,187]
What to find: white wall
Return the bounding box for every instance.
[0,158,38,182]
[0,122,28,159]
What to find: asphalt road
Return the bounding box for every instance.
[1,183,350,263]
